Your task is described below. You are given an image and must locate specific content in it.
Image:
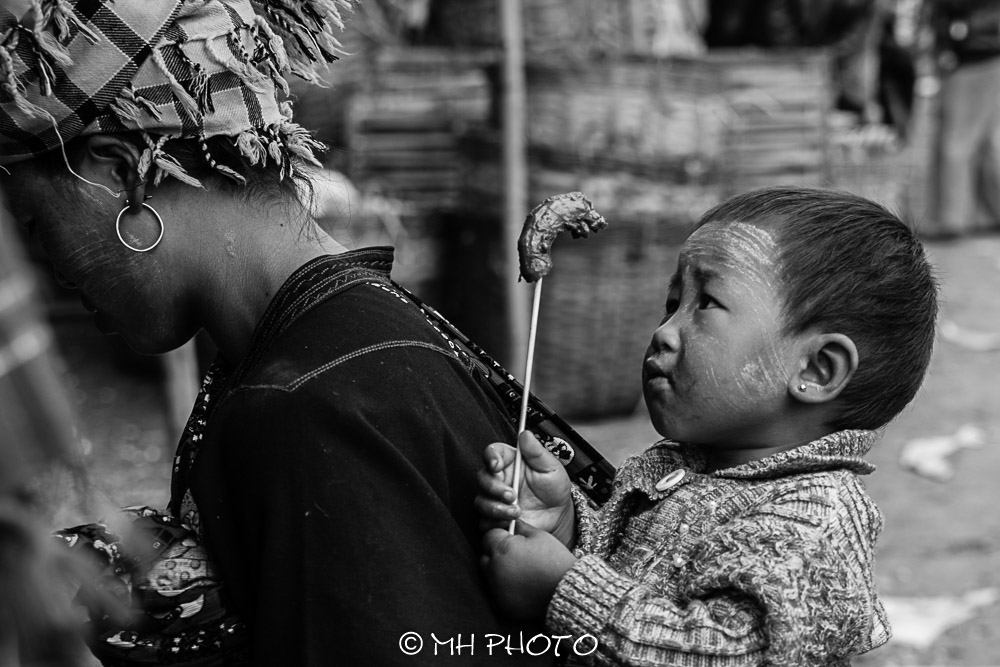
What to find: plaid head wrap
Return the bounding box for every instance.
[0,0,351,186]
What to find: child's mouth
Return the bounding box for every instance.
[644,360,674,388]
[646,377,673,399]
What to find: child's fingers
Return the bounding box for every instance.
[518,431,561,473]
[482,442,518,474]
[474,493,520,522]
[476,467,516,502]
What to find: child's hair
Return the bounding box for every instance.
[697,186,939,431]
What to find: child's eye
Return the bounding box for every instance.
[664,297,680,318]
[698,293,720,310]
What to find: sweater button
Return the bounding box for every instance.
[655,469,686,491]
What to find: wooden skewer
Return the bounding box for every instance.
[510,277,543,534]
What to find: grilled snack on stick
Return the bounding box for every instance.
[517,192,608,283]
[508,192,606,533]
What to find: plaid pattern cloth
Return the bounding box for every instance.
[0,0,348,185]
[0,0,183,164]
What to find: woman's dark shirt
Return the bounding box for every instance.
[175,248,546,665]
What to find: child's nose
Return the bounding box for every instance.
[649,317,681,353]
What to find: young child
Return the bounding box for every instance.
[476,186,938,666]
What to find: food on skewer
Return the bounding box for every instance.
[509,191,607,533]
[517,192,608,283]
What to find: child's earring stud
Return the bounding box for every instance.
[797,383,807,392]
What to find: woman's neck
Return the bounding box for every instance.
[175,191,348,366]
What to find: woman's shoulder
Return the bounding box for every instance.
[238,281,460,386]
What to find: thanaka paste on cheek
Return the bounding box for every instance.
[684,222,788,405]
[77,183,110,210]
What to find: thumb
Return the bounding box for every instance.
[512,519,543,539]
[518,431,560,473]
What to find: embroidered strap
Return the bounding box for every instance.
[392,282,617,505]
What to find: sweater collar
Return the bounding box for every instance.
[710,430,878,478]
[635,429,878,483]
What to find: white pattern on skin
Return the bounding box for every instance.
[683,222,780,289]
[683,223,788,405]
[77,183,113,211]
[643,218,801,454]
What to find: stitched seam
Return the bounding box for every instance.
[232,340,460,395]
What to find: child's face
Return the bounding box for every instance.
[642,220,799,448]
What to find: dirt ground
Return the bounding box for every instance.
[49,235,999,666]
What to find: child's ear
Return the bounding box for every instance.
[788,333,858,404]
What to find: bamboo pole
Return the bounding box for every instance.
[500,0,528,373]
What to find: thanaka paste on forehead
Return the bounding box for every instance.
[684,221,789,403]
[682,221,780,281]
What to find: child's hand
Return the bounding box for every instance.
[481,521,577,620]
[475,431,575,547]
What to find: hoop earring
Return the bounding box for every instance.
[116,202,164,253]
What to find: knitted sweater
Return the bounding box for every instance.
[546,431,891,667]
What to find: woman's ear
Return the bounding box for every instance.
[79,135,146,212]
[789,333,858,404]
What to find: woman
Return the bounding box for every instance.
[0,1,546,664]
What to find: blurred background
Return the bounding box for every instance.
[3,0,999,664]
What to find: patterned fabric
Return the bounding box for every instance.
[547,431,891,667]
[0,0,181,163]
[55,506,248,665]
[0,0,349,186]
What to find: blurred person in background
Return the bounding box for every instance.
[0,0,550,665]
[0,197,88,666]
[705,0,903,128]
[928,0,1000,238]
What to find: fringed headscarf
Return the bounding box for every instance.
[0,0,351,187]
